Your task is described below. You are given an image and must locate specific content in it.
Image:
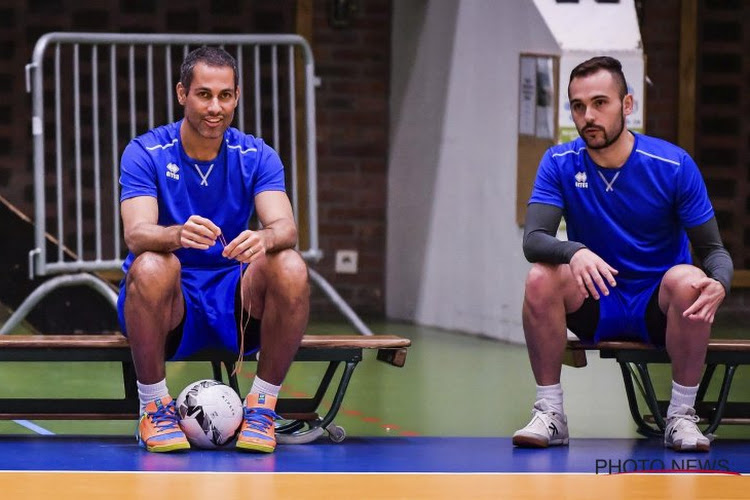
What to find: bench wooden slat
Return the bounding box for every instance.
[565,338,750,369]
[0,334,411,350]
[300,335,411,349]
[567,338,750,352]
[0,413,136,420]
[0,335,129,349]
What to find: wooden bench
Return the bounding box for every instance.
[564,338,750,437]
[0,333,411,444]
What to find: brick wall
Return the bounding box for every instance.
[0,0,391,321]
[639,0,750,315]
[311,1,390,317]
[638,0,681,144]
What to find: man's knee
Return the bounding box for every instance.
[266,249,309,293]
[525,263,562,299]
[127,252,181,297]
[268,250,307,282]
[661,264,705,305]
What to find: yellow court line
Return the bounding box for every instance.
[1,471,747,500]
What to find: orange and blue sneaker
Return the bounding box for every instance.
[236,393,280,453]
[137,396,190,453]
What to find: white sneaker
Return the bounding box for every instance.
[512,399,569,448]
[664,405,710,452]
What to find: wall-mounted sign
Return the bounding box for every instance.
[518,54,556,140]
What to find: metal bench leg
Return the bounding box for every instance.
[631,362,666,431]
[619,361,662,437]
[696,363,717,405]
[276,360,359,444]
[317,361,357,429]
[220,361,241,396]
[210,361,224,384]
[121,360,139,414]
[275,360,341,437]
[703,364,738,435]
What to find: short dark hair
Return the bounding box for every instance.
[179,46,239,91]
[568,56,628,99]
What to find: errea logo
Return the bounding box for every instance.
[166,163,180,181]
[574,171,588,188]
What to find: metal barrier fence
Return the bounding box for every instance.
[1,32,371,335]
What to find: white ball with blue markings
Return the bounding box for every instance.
[176,379,243,449]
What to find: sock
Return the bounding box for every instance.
[536,383,564,415]
[667,381,699,418]
[249,376,281,400]
[137,379,169,414]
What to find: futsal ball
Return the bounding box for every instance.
[176,379,244,449]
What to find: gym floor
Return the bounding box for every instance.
[0,318,748,498]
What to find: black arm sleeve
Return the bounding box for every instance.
[686,216,734,296]
[522,203,586,264]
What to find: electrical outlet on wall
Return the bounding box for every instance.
[335,250,358,274]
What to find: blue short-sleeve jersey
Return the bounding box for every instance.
[528,133,714,281]
[119,120,286,273]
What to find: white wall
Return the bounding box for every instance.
[387,0,558,342]
[534,0,642,52]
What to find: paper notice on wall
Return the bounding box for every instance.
[519,56,537,136]
[535,57,555,140]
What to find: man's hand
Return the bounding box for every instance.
[222,229,265,263]
[683,278,726,323]
[568,248,618,300]
[179,215,221,250]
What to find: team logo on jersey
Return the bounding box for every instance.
[166,163,180,181]
[574,171,588,188]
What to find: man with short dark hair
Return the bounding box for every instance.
[118,46,309,453]
[513,56,732,452]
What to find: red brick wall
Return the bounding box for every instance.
[311,1,390,317]
[638,0,681,144]
[639,0,750,314]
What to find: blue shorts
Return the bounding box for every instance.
[117,264,260,360]
[566,276,666,345]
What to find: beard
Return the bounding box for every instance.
[578,113,625,150]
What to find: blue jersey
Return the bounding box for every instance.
[117,120,286,359]
[119,120,286,273]
[529,133,714,282]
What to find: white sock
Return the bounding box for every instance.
[536,383,564,415]
[137,379,169,414]
[249,376,281,399]
[667,381,698,418]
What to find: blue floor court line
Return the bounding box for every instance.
[0,436,748,474]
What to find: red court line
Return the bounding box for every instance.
[240,369,421,436]
[614,469,742,476]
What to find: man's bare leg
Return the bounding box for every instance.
[124,251,184,384]
[522,263,586,385]
[236,248,309,453]
[514,263,586,448]
[124,251,189,452]
[659,264,712,452]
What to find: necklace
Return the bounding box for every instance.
[597,170,620,192]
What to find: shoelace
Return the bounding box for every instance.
[670,411,700,427]
[532,407,556,418]
[244,407,281,433]
[218,233,250,377]
[148,400,181,431]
